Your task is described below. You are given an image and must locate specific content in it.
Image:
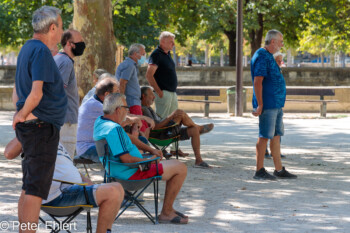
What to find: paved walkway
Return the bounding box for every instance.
[0,111,349,232]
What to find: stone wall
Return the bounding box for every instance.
[2,65,350,86]
[139,66,350,86]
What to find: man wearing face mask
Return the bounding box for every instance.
[116,43,149,132]
[54,29,86,158]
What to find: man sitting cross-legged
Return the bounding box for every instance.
[5,138,124,233]
[141,86,214,168]
[93,93,189,224]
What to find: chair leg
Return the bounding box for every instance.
[153,179,159,224]
[87,210,92,233]
[83,164,90,178]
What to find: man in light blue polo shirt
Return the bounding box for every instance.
[116,43,148,132]
[251,29,297,180]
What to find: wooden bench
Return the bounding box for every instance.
[286,88,338,117]
[176,87,221,117]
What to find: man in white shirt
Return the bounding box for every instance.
[5,138,124,233]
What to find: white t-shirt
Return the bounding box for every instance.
[42,144,82,204]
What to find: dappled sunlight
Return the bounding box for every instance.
[0,113,350,231]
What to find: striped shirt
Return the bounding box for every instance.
[93,116,143,180]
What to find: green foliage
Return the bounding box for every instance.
[111,0,201,52]
[0,0,73,48]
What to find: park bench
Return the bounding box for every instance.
[286,87,338,117]
[176,87,221,117]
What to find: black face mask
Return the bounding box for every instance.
[71,42,86,56]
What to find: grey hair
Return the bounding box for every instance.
[99,72,117,81]
[159,31,175,42]
[93,68,108,81]
[128,44,145,56]
[32,6,61,34]
[265,30,282,46]
[103,93,126,115]
[273,52,284,59]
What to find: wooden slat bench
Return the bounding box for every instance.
[286,88,338,117]
[176,87,221,117]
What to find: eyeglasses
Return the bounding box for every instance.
[119,106,130,110]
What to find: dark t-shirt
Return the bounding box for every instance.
[15,40,67,129]
[148,46,177,92]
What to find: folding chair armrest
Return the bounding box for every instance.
[108,157,160,168]
[53,179,88,186]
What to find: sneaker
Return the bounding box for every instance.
[273,167,297,179]
[253,167,277,180]
[265,149,272,159]
[280,154,286,158]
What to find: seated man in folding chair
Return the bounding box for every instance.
[5,138,124,233]
[93,93,189,224]
[77,75,154,163]
[141,86,214,168]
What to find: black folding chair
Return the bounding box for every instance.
[95,139,161,224]
[39,179,93,233]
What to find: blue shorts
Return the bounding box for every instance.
[259,108,284,139]
[44,184,102,207]
[78,146,99,163]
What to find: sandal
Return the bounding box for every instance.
[194,161,211,169]
[170,149,189,157]
[158,215,188,224]
[200,123,214,135]
[175,211,188,219]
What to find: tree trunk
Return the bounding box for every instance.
[73,0,116,97]
[249,13,264,58]
[224,30,236,66]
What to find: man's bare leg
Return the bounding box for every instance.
[171,110,198,128]
[256,137,268,170]
[18,190,25,233]
[159,160,188,223]
[270,135,282,171]
[95,183,124,233]
[20,194,42,233]
[187,127,202,165]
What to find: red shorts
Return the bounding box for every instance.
[128,163,164,180]
[129,105,148,132]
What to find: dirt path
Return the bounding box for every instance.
[0,112,349,232]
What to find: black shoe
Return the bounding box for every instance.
[265,154,272,159]
[253,168,277,180]
[273,167,297,179]
[281,154,286,158]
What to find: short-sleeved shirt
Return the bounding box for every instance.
[93,116,143,180]
[15,40,67,129]
[54,52,79,124]
[148,46,177,92]
[42,144,82,204]
[141,105,163,124]
[115,57,141,107]
[251,48,286,109]
[76,95,103,156]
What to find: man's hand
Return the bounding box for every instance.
[12,111,25,129]
[156,89,163,98]
[150,148,163,161]
[252,105,263,116]
[133,117,142,129]
[143,116,155,129]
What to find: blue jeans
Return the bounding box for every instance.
[259,108,284,139]
[44,184,101,207]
